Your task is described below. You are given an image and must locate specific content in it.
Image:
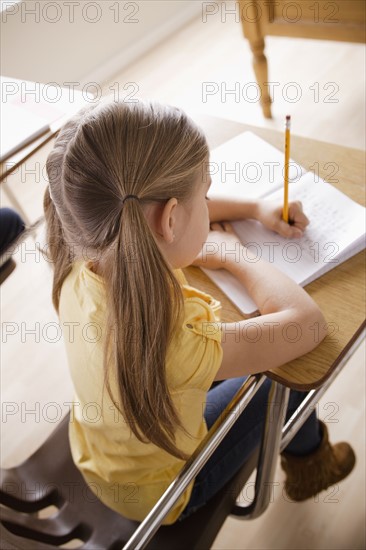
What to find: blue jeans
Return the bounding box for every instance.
[0,208,25,254]
[179,376,321,520]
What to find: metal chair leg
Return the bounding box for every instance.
[231,381,290,518]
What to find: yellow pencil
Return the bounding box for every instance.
[283,115,291,223]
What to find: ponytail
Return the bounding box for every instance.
[103,199,190,459]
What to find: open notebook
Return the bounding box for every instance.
[204,132,366,314]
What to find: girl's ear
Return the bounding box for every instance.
[160,197,178,244]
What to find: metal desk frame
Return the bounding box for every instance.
[123,330,364,549]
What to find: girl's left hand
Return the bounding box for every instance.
[256,200,309,239]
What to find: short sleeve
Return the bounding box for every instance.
[166,296,223,391]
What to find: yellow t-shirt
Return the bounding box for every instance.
[58,261,223,524]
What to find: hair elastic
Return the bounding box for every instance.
[122,194,140,204]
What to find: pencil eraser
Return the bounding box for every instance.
[286,115,291,121]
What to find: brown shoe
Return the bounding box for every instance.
[281,421,356,502]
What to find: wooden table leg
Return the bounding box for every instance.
[248,37,272,118]
[239,0,272,118]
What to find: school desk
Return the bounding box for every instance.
[1,117,365,546]
[186,114,365,390]
[163,114,365,528]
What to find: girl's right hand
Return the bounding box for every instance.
[192,222,241,271]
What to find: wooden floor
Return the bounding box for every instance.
[1,11,365,550]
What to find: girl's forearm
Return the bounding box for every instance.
[227,245,320,316]
[216,247,328,378]
[208,198,259,223]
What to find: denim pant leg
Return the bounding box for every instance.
[179,376,321,520]
[0,208,25,254]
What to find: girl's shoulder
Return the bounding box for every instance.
[59,260,106,319]
[173,268,221,320]
[166,273,223,389]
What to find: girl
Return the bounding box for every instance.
[44,99,355,525]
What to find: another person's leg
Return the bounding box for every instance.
[0,208,25,283]
[0,208,25,253]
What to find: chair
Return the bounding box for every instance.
[1,334,361,550]
[0,377,264,550]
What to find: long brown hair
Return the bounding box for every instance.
[44,99,208,459]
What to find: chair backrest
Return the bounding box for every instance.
[0,378,263,549]
[1,414,133,549]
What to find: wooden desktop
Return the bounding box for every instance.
[186,115,366,390]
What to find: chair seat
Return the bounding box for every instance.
[0,414,258,549]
